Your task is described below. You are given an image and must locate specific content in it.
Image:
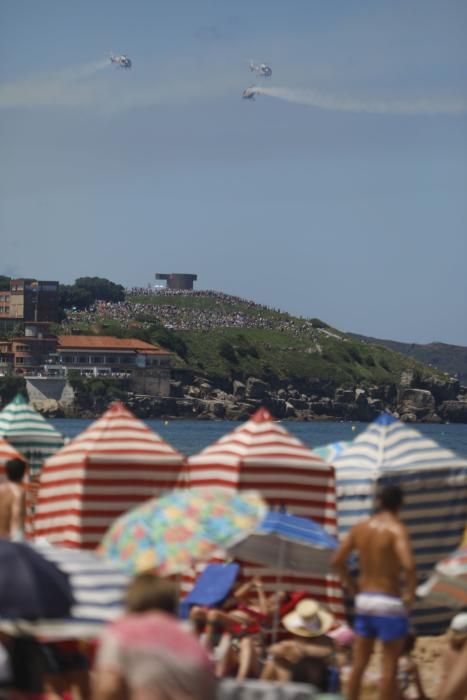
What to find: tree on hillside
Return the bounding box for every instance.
[123,323,188,359]
[0,376,27,407]
[58,277,125,313]
[59,284,94,311]
[75,277,125,303]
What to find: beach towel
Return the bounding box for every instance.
[179,563,240,619]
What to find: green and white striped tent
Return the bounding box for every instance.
[0,393,65,477]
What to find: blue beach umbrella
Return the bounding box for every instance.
[228,510,338,575]
[0,540,74,620]
[0,542,129,639]
[228,511,338,641]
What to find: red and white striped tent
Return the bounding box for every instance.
[185,407,344,619]
[34,401,185,549]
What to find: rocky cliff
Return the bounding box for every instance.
[37,369,467,423]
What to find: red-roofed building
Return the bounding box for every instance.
[0,332,173,395]
[43,335,172,395]
[50,335,170,376]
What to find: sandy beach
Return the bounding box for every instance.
[349,635,446,699]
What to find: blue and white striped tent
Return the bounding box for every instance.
[334,412,467,634]
[0,542,129,639]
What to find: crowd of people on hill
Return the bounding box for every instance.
[61,288,319,336]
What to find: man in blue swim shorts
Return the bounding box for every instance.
[332,484,416,700]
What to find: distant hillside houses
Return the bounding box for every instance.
[0,328,171,385]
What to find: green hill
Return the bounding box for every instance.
[61,289,445,395]
[349,334,467,386]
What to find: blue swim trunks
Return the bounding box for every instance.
[354,592,409,642]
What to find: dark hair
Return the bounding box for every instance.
[291,656,328,691]
[5,458,27,483]
[126,572,177,614]
[379,484,403,513]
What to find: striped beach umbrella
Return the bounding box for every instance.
[228,511,338,575]
[228,511,338,642]
[0,541,129,639]
[0,393,64,476]
[34,401,185,549]
[417,546,467,610]
[334,412,467,634]
[185,407,344,621]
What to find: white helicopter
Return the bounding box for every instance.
[249,61,272,78]
[110,54,132,69]
[242,86,259,100]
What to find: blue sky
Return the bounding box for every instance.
[1,0,466,344]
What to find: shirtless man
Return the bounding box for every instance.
[332,484,417,700]
[0,458,27,540]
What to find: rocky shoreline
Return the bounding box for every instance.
[36,370,467,424]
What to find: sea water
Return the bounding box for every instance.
[50,418,467,458]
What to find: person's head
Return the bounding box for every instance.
[282,599,335,639]
[448,613,467,650]
[291,655,328,691]
[126,572,177,615]
[378,483,403,514]
[5,458,27,483]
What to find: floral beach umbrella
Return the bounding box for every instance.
[0,393,64,477]
[417,546,467,610]
[99,487,267,576]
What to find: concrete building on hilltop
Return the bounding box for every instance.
[155,273,197,290]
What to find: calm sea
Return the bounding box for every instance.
[50,418,467,459]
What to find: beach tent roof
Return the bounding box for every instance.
[35,401,185,548]
[186,407,344,623]
[334,412,467,476]
[187,406,336,527]
[0,393,64,475]
[0,393,64,446]
[42,400,184,467]
[334,412,467,635]
[188,406,330,467]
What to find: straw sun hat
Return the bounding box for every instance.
[450,613,467,635]
[282,599,335,638]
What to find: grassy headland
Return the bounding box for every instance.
[60,289,443,395]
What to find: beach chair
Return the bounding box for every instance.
[179,562,240,619]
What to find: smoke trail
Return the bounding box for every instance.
[53,58,111,81]
[0,59,111,110]
[255,86,467,116]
